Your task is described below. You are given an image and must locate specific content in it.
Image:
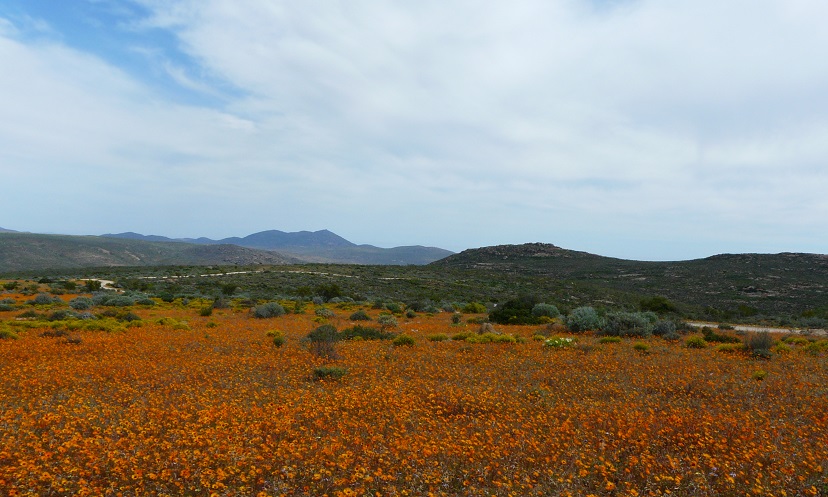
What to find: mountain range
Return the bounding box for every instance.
[0,229,454,272]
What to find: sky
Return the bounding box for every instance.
[1,0,827,261]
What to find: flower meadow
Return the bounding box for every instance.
[0,291,827,496]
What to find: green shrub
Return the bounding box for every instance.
[716,343,744,354]
[272,331,286,348]
[392,334,416,347]
[135,298,156,306]
[0,328,19,340]
[405,309,417,319]
[565,306,602,333]
[385,302,403,314]
[451,313,462,325]
[339,325,394,341]
[451,331,474,341]
[702,327,741,344]
[685,336,708,349]
[252,302,286,319]
[633,342,650,353]
[349,309,371,321]
[312,366,347,381]
[307,324,339,343]
[744,332,774,359]
[639,295,678,314]
[599,336,621,344]
[462,302,487,314]
[752,370,768,381]
[427,333,449,342]
[531,303,560,318]
[200,307,213,317]
[488,296,541,325]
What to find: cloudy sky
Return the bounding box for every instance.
[1,0,826,261]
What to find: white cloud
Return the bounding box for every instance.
[2,1,828,259]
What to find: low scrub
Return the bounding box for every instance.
[685,336,708,349]
[312,366,348,381]
[252,302,286,319]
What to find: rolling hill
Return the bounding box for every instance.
[432,242,828,317]
[0,233,298,272]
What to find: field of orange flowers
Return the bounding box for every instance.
[1,287,827,496]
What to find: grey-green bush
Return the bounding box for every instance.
[652,320,677,337]
[252,302,286,319]
[566,306,602,333]
[600,312,654,337]
[69,297,93,310]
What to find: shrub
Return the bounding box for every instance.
[69,297,93,311]
[685,336,708,349]
[752,370,768,381]
[427,333,449,342]
[716,343,744,354]
[135,298,156,306]
[377,314,398,330]
[531,303,560,318]
[652,320,677,337]
[0,304,13,312]
[0,328,18,340]
[466,333,517,344]
[600,312,654,337]
[31,293,59,305]
[272,331,286,348]
[462,302,487,314]
[104,296,135,307]
[405,309,417,319]
[316,307,335,318]
[349,309,371,321]
[639,295,678,314]
[566,307,602,333]
[312,366,347,381]
[599,336,621,344]
[252,302,286,319]
[339,325,394,341]
[744,332,774,359]
[488,295,541,325]
[200,307,213,317]
[307,324,340,360]
[385,302,403,314]
[308,324,339,343]
[702,327,741,344]
[544,337,576,348]
[392,334,416,347]
[451,331,474,341]
[451,313,462,325]
[633,342,650,353]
